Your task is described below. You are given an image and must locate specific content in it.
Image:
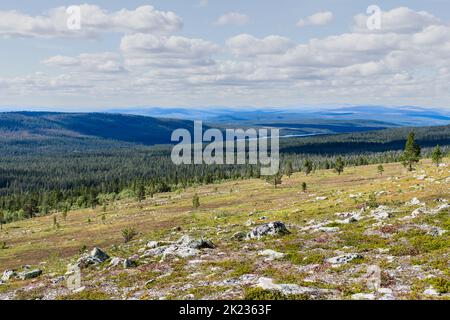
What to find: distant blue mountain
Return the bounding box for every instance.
[106,105,450,127]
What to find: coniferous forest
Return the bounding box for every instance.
[0,112,448,224]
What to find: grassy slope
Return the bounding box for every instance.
[0,158,449,300]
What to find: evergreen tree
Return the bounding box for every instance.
[303,159,313,176]
[432,145,443,167]
[377,164,384,176]
[266,172,283,188]
[137,183,145,202]
[284,161,293,178]
[301,182,307,193]
[192,193,200,209]
[334,157,345,175]
[400,132,421,171]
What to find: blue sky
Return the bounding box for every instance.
[1,1,450,111]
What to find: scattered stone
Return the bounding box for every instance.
[123,259,138,269]
[231,231,247,241]
[327,253,363,265]
[405,197,423,206]
[109,257,124,268]
[178,235,216,249]
[246,221,290,240]
[245,219,255,227]
[91,247,110,262]
[423,288,439,296]
[2,270,16,282]
[258,249,285,261]
[147,241,159,249]
[316,196,328,201]
[351,293,376,300]
[18,269,42,280]
[370,206,394,220]
[317,227,340,233]
[142,235,214,259]
[77,247,110,268]
[257,277,330,298]
[334,210,363,224]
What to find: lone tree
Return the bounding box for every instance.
[400,132,421,171]
[284,161,293,178]
[0,211,3,230]
[266,172,283,188]
[303,159,313,176]
[334,157,345,175]
[192,193,200,209]
[377,164,384,176]
[301,182,307,193]
[432,145,443,167]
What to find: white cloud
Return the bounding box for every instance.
[43,53,125,73]
[120,34,219,68]
[226,34,295,57]
[0,5,182,38]
[214,12,249,26]
[3,6,450,108]
[353,7,440,33]
[297,11,333,27]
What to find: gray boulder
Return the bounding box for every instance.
[77,247,110,268]
[246,221,290,239]
[18,269,42,280]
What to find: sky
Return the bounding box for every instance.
[0,0,450,111]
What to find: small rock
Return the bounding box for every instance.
[370,206,394,220]
[2,270,16,282]
[258,249,285,261]
[123,259,138,269]
[327,253,363,265]
[351,293,376,300]
[109,257,124,268]
[147,241,159,249]
[423,287,439,296]
[316,196,328,201]
[406,197,423,206]
[231,231,247,241]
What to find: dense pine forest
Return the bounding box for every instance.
[0,112,449,225]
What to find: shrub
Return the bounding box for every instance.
[122,227,138,243]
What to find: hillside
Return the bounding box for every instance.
[0,112,196,146]
[0,159,448,300]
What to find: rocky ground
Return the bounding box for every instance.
[0,160,449,300]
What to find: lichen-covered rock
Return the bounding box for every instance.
[246,221,290,239]
[123,259,138,269]
[77,247,110,268]
[327,253,363,265]
[258,249,285,261]
[18,269,42,280]
[2,270,16,282]
[231,231,247,241]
